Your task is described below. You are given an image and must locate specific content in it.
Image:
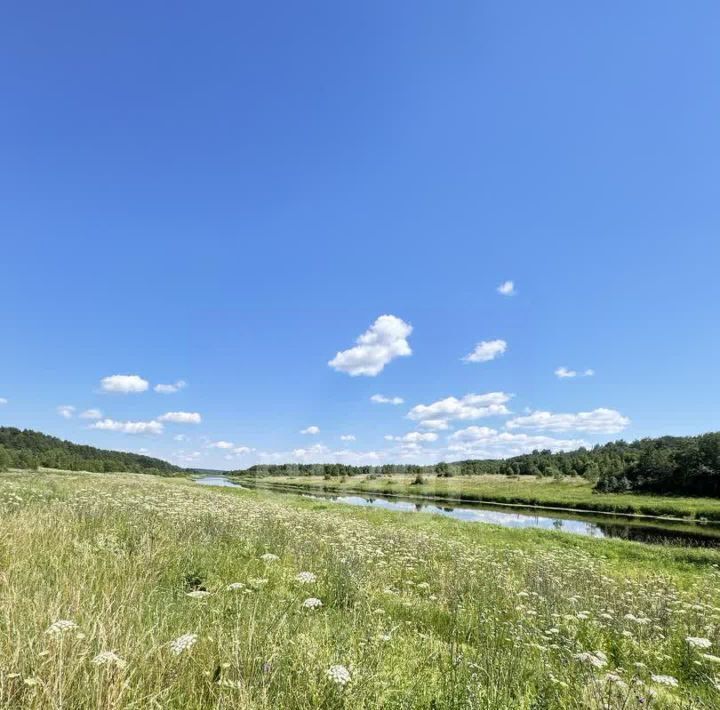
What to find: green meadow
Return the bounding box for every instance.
[1,471,720,708]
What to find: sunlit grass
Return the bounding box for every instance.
[1,471,720,708]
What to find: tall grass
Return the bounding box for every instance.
[1,471,719,708]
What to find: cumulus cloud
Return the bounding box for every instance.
[158,411,202,424]
[154,380,187,394]
[384,431,438,443]
[329,315,412,376]
[417,419,450,430]
[100,374,149,394]
[208,441,234,449]
[497,280,515,296]
[79,408,103,420]
[232,446,254,455]
[370,394,404,405]
[555,367,595,379]
[57,405,75,419]
[462,339,507,363]
[340,435,356,441]
[408,392,512,428]
[506,408,629,433]
[447,426,585,457]
[0,397,7,405]
[300,426,320,435]
[174,434,187,442]
[90,419,164,435]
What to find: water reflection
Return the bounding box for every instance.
[194,477,720,547]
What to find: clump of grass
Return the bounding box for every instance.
[1,471,719,708]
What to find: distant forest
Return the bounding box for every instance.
[0,427,181,475]
[232,432,720,498]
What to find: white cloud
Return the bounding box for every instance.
[418,419,450,430]
[447,426,585,457]
[100,374,149,394]
[258,444,384,466]
[79,408,102,420]
[154,380,187,394]
[462,339,507,363]
[555,367,595,379]
[175,450,202,462]
[329,315,412,376]
[506,408,630,434]
[158,411,202,424]
[90,419,164,435]
[174,434,187,442]
[233,446,254,455]
[370,394,405,405]
[408,392,512,423]
[340,435,356,441]
[208,441,234,449]
[301,426,320,435]
[57,405,75,419]
[0,397,7,405]
[384,431,438,443]
[497,280,515,296]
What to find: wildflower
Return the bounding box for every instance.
[46,620,78,635]
[91,651,127,669]
[23,678,40,687]
[170,633,198,655]
[227,582,245,590]
[686,636,712,649]
[295,572,317,584]
[186,590,211,599]
[260,553,279,562]
[701,653,720,664]
[574,651,607,669]
[327,664,351,686]
[651,674,678,687]
[248,578,268,588]
[302,597,323,610]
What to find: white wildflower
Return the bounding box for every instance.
[686,636,712,649]
[295,572,317,584]
[91,651,127,669]
[302,597,323,610]
[186,590,210,599]
[327,664,351,686]
[651,674,678,687]
[227,582,245,590]
[46,620,78,635]
[260,553,279,563]
[170,633,198,655]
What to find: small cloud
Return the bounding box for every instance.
[138,448,149,454]
[554,367,595,379]
[408,392,512,423]
[497,280,515,296]
[208,441,234,449]
[329,315,412,376]
[79,408,102,420]
[100,374,149,394]
[174,434,187,442]
[340,434,356,441]
[370,394,404,405]
[233,446,254,455]
[301,426,320,435]
[57,405,76,419]
[158,411,202,424]
[90,419,163,435]
[462,339,507,363]
[0,397,7,405]
[384,431,438,443]
[154,380,187,394]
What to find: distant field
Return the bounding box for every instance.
[2,470,720,708]
[245,474,720,521]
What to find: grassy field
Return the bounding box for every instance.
[243,474,720,521]
[2,472,720,708]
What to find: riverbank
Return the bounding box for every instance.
[233,473,720,521]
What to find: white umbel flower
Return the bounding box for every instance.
[651,674,678,687]
[295,572,317,584]
[260,553,279,563]
[686,636,712,649]
[91,651,127,669]
[327,664,351,686]
[186,590,210,599]
[170,633,198,655]
[302,597,323,610]
[46,620,78,635]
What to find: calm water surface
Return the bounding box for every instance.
[194,476,720,546]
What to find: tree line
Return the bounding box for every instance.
[0,427,181,475]
[232,432,720,498]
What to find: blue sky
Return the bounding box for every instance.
[1,2,719,469]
